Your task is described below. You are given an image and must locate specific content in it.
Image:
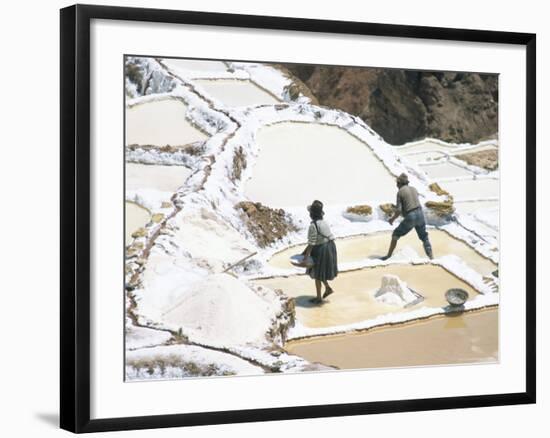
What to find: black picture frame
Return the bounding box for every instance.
[60,3,536,433]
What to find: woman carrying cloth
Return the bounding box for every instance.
[302,200,338,304]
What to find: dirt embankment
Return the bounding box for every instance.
[455,149,498,171]
[276,64,498,145]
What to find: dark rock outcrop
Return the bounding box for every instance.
[277,64,498,145]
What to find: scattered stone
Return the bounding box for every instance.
[151,213,165,223]
[231,146,247,181]
[267,294,296,345]
[125,56,176,97]
[182,142,206,156]
[126,246,140,257]
[131,227,148,238]
[126,241,145,258]
[235,201,298,248]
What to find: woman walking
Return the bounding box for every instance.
[302,200,338,304]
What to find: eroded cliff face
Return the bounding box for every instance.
[276,64,498,145]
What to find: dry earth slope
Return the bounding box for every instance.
[276,64,498,145]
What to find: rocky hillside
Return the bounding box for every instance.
[275,64,498,145]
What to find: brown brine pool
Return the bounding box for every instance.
[285,307,498,369]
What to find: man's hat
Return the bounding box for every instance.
[397,173,409,185]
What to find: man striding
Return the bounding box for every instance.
[381,173,433,260]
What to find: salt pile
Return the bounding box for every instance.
[161,273,278,347]
[172,208,257,272]
[374,274,419,307]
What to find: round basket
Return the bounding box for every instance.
[445,288,469,306]
[290,254,314,268]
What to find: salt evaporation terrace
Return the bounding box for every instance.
[396,138,498,157]
[440,178,499,201]
[123,56,500,379]
[396,137,499,249]
[245,122,397,207]
[126,163,192,193]
[268,229,497,276]
[254,264,479,328]
[454,200,499,214]
[194,79,280,107]
[126,99,208,146]
[420,161,474,179]
[161,58,229,76]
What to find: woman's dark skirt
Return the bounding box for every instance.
[306,240,338,281]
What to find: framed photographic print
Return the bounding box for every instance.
[60,4,536,433]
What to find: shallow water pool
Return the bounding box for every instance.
[269,229,497,276]
[254,264,479,329]
[285,307,498,369]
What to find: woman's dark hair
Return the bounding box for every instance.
[309,204,324,220]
